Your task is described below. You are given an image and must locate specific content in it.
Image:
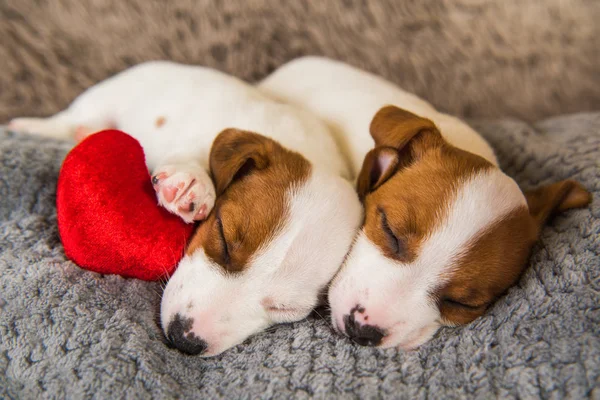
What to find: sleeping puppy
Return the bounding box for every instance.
[9,61,362,356]
[259,57,592,350]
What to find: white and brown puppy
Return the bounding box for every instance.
[260,57,592,350]
[9,61,362,356]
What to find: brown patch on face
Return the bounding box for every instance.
[364,146,494,263]
[155,116,166,128]
[360,106,503,324]
[186,129,310,273]
[434,206,536,325]
[435,179,591,326]
[360,107,592,327]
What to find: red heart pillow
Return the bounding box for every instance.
[56,130,195,280]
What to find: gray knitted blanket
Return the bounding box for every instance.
[1,0,599,396]
[0,112,598,398]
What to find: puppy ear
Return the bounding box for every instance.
[356,147,399,200]
[369,106,443,152]
[210,128,272,196]
[524,179,591,229]
[357,106,444,199]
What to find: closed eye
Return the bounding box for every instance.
[216,211,230,265]
[379,208,405,256]
[442,297,483,311]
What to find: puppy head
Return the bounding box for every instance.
[161,128,362,357]
[329,106,591,349]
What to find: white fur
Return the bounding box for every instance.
[260,56,524,349]
[259,56,498,175]
[162,170,361,356]
[329,169,525,349]
[10,61,351,221]
[10,61,361,356]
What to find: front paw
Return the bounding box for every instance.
[151,165,215,223]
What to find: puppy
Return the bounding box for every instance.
[259,56,592,349]
[9,61,362,356]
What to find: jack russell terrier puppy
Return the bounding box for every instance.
[8,61,362,357]
[260,56,592,350]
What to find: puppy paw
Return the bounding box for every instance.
[151,164,215,223]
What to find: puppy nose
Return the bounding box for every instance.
[166,314,208,355]
[343,312,384,346]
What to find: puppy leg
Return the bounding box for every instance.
[9,104,116,143]
[151,162,216,223]
[8,111,80,140]
[8,66,135,141]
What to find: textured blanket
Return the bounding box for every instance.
[1,112,598,398]
[1,0,599,397]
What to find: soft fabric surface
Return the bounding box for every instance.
[56,130,193,281]
[1,0,599,397]
[1,0,599,124]
[1,112,598,398]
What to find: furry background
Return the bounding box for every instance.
[1,0,599,123]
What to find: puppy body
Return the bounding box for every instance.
[11,61,350,222]
[261,57,591,350]
[259,56,497,174]
[10,61,362,356]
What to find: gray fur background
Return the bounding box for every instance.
[1,0,599,124]
[1,0,599,398]
[1,114,598,398]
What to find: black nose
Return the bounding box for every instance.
[343,312,385,346]
[166,314,208,355]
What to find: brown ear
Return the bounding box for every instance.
[210,128,272,196]
[370,105,443,151]
[524,179,592,228]
[357,106,444,198]
[356,147,399,200]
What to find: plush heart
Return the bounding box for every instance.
[56,130,195,281]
